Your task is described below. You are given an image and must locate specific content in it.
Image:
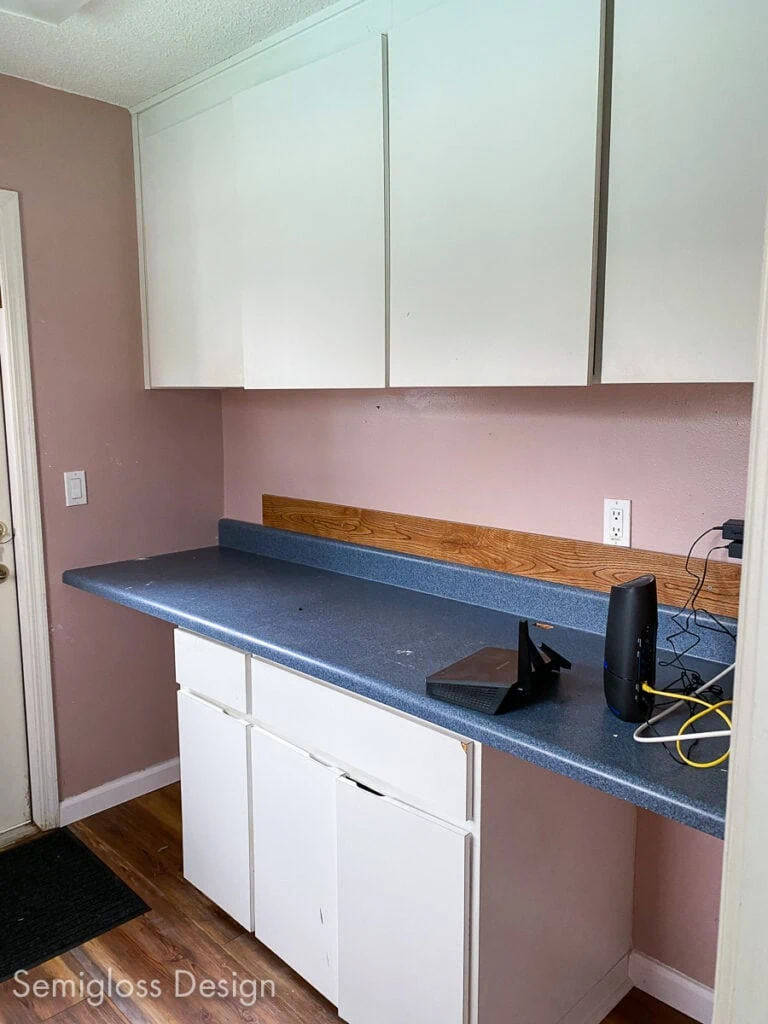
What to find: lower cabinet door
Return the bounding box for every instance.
[251,726,342,1004]
[177,691,253,929]
[336,776,470,1024]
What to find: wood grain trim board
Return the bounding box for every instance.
[262,495,741,620]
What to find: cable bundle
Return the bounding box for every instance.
[633,665,734,768]
[633,526,737,769]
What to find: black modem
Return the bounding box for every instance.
[426,620,571,716]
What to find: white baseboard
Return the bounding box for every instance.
[629,951,714,1024]
[59,757,180,827]
[558,956,632,1024]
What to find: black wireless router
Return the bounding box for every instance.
[426,620,571,716]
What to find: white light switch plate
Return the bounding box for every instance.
[604,498,631,547]
[64,470,87,507]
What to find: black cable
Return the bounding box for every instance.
[658,527,718,671]
[660,532,735,671]
[647,527,735,765]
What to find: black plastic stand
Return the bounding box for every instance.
[426,620,571,716]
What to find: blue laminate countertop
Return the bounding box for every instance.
[63,521,735,838]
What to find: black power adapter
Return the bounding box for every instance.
[722,519,745,560]
[722,519,744,542]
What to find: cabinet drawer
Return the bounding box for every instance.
[250,657,472,823]
[174,629,249,714]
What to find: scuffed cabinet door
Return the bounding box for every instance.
[177,691,252,929]
[251,726,341,1003]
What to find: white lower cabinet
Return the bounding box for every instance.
[176,637,635,1024]
[336,777,470,1024]
[251,726,342,1004]
[177,690,253,929]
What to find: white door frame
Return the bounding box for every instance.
[0,190,59,831]
[713,212,768,1018]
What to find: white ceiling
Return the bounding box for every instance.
[0,0,339,108]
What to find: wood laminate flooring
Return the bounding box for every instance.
[0,785,696,1023]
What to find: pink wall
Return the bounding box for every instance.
[223,384,751,555]
[223,383,751,985]
[634,816,724,987]
[0,74,223,799]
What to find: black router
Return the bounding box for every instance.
[426,620,571,716]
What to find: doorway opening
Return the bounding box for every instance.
[0,189,58,842]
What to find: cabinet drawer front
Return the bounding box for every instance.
[250,657,472,823]
[174,629,249,714]
[177,691,253,930]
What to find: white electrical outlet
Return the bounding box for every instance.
[604,498,631,547]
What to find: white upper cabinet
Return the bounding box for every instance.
[140,101,243,388]
[234,37,387,389]
[388,0,603,388]
[602,0,768,384]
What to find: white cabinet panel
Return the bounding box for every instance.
[140,102,243,388]
[235,38,386,389]
[250,656,472,824]
[251,727,341,1003]
[177,691,252,929]
[602,0,768,383]
[337,777,470,1024]
[388,0,602,387]
[174,629,249,714]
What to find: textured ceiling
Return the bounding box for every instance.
[0,0,339,108]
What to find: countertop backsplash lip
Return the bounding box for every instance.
[218,517,738,664]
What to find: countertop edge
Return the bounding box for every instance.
[63,566,725,839]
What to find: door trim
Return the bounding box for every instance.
[0,190,59,831]
[712,205,768,1017]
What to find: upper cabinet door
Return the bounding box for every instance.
[602,1,768,384]
[388,0,603,388]
[140,102,243,388]
[235,38,386,389]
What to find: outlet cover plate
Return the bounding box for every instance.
[604,498,631,547]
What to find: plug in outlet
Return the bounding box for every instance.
[604,498,631,547]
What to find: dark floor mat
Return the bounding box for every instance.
[0,827,148,982]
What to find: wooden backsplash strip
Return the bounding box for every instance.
[262,495,742,619]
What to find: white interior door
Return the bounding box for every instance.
[337,776,470,1024]
[0,361,31,842]
[251,726,341,1004]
